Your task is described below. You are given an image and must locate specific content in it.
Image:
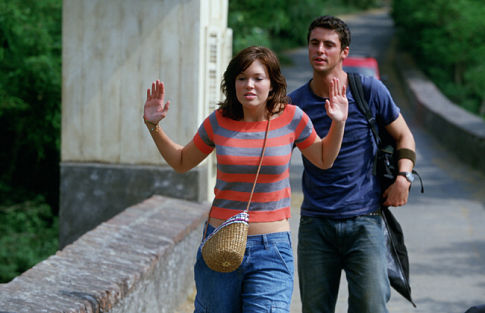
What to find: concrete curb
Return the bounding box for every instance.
[0,195,208,313]
[396,52,485,173]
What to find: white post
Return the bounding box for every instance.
[60,0,231,247]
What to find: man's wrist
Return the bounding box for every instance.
[397,171,414,184]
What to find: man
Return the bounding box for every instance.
[288,15,416,313]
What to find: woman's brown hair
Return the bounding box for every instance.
[218,46,288,120]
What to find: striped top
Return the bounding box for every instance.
[193,104,317,222]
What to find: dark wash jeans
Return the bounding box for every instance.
[298,215,390,313]
[194,224,294,313]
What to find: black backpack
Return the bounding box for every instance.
[347,72,423,307]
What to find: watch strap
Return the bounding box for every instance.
[398,171,414,183]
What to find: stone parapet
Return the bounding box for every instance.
[0,195,208,313]
[59,162,207,248]
[396,52,485,173]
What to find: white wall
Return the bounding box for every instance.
[62,0,230,166]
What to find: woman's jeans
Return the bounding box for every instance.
[298,215,390,313]
[194,224,294,313]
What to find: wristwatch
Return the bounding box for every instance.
[398,171,414,183]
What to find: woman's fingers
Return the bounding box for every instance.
[146,80,167,101]
[158,80,164,100]
[144,80,170,122]
[161,100,170,117]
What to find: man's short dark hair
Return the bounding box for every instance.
[307,15,351,50]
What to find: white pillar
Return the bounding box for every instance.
[60,0,231,247]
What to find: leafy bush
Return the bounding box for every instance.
[0,196,58,283]
[0,0,61,283]
[0,0,62,209]
[392,0,485,117]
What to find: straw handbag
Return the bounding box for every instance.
[200,119,271,273]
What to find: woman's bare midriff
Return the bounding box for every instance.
[208,217,290,235]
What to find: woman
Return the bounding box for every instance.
[143,46,347,313]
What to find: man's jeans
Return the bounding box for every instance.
[298,215,390,313]
[194,224,294,313]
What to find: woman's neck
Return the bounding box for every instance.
[243,106,269,122]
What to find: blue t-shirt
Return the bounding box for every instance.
[288,74,400,218]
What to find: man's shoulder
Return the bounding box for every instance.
[350,73,381,91]
[360,74,392,98]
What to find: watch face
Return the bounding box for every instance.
[405,172,414,183]
[406,172,414,183]
[399,172,414,183]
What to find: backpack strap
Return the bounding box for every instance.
[347,72,381,147]
[347,72,381,175]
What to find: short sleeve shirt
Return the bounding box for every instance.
[288,74,400,218]
[193,104,317,222]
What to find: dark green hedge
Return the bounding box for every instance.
[392,0,485,116]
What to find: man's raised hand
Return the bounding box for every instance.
[325,77,348,123]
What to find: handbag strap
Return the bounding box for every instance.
[244,118,271,213]
[203,118,271,237]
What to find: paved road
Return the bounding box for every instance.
[284,9,485,313]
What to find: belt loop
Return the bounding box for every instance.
[262,234,269,249]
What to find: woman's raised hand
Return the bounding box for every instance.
[325,77,348,123]
[143,80,170,124]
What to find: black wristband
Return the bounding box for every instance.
[396,148,416,166]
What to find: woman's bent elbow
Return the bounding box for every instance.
[173,167,189,174]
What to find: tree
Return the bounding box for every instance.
[0,0,62,208]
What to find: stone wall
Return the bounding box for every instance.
[396,53,485,173]
[0,195,208,313]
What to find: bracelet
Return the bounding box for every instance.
[144,119,159,133]
[396,148,416,166]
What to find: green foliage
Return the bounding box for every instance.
[0,196,58,283]
[342,0,381,9]
[392,0,485,117]
[0,0,61,283]
[0,0,62,208]
[229,0,382,55]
